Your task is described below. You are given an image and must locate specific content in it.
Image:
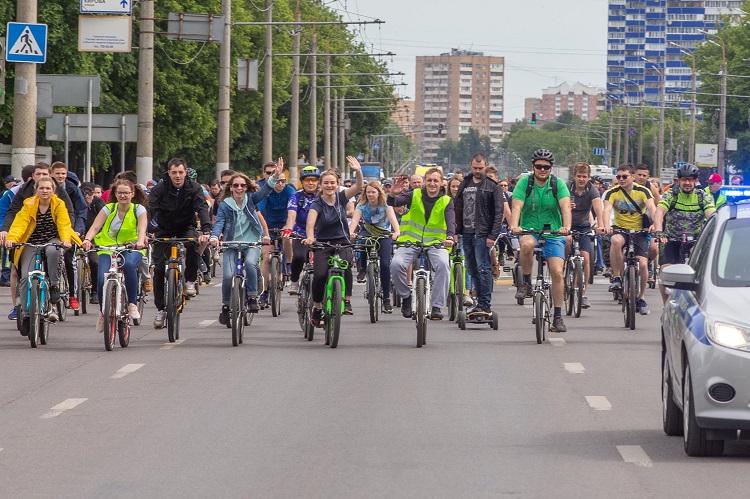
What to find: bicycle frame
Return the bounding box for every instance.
[24,246,51,316]
[324,255,348,316]
[99,246,132,325]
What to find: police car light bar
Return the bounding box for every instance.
[721,186,750,204]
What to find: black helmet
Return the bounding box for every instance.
[677,163,699,179]
[531,148,554,165]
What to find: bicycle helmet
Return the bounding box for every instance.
[300,165,321,180]
[677,163,699,179]
[531,148,554,165]
[187,167,198,181]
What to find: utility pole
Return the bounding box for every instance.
[135,0,154,183]
[308,32,317,166]
[339,92,346,177]
[658,69,666,178]
[689,56,697,164]
[614,107,622,168]
[11,0,38,178]
[262,0,273,164]
[331,92,338,170]
[288,3,301,183]
[637,106,644,164]
[719,52,727,179]
[623,105,630,165]
[216,0,232,179]
[607,105,614,167]
[324,56,331,170]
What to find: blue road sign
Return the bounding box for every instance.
[592,147,608,157]
[5,22,47,64]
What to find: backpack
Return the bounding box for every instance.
[525,174,559,201]
[668,184,705,212]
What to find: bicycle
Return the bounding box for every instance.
[133,244,150,326]
[564,230,591,319]
[97,245,136,351]
[517,230,560,344]
[355,234,390,324]
[13,242,65,348]
[265,229,287,317]
[447,243,466,322]
[310,242,353,349]
[394,241,443,348]
[151,237,194,343]
[612,229,650,330]
[221,241,263,347]
[74,247,93,316]
[295,242,315,341]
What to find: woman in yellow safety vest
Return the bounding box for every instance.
[82,179,148,331]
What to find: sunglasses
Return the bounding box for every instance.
[264,171,275,176]
[499,184,508,187]
[232,183,247,188]
[533,164,552,171]
[616,175,631,180]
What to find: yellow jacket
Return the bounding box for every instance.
[7,195,82,266]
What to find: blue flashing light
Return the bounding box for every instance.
[721,186,750,204]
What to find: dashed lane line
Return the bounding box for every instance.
[40,398,88,419]
[564,362,585,374]
[160,339,185,350]
[549,337,566,347]
[213,283,222,288]
[110,363,145,379]
[585,396,612,411]
[616,445,653,467]
[199,319,216,327]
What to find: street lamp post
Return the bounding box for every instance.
[642,57,666,178]
[670,42,698,164]
[701,32,728,178]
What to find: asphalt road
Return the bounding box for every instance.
[1,272,749,499]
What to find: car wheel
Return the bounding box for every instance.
[683,363,724,457]
[662,348,683,436]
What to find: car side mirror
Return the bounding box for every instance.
[661,264,698,291]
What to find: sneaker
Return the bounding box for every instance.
[551,316,567,333]
[69,296,80,311]
[153,310,166,329]
[344,300,353,315]
[218,305,229,325]
[463,294,474,307]
[288,282,300,295]
[515,283,529,300]
[143,278,153,293]
[608,276,622,292]
[581,296,591,309]
[356,270,366,283]
[247,297,260,314]
[90,294,99,305]
[401,294,412,318]
[603,267,612,278]
[47,308,58,323]
[311,307,323,327]
[382,297,393,314]
[259,291,269,308]
[430,306,443,320]
[128,303,140,321]
[637,298,650,315]
[8,307,17,321]
[185,281,197,297]
[96,313,104,333]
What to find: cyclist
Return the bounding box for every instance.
[389,167,456,320]
[566,162,604,309]
[302,156,363,326]
[5,177,82,325]
[283,165,321,295]
[454,153,507,316]
[211,172,275,324]
[603,164,657,315]
[510,149,571,333]
[409,174,424,191]
[349,180,400,314]
[653,163,715,301]
[257,159,295,307]
[705,173,727,209]
[447,175,474,307]
[147,158,212,329]
[82,179,148,332]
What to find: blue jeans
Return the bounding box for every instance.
[222,247,261,305]
[97,251,143,308]
[462,233,493,309]
[356,236,393,298]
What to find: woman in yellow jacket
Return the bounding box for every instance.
[4,177,82,322]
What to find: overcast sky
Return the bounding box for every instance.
[346,0,608,121]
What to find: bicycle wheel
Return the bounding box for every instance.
[297,276,308,332]
[627,265,637,330]
[166,269,179,343]
[103,281,117,351]
[415,277,426,348]
[211,251,218,278]
[74,257,83,317]
[327,279,343,348]
[28,280,41,348]
[80,262,89,315]
[367,264,377,323]
[269,256,280,317]
[135,280,145,326]
[574,260,584,318]
[515,264,525,305]
[534,292,545,344]
[454,262,464,317]
[564,261,574,316]
[118,288,130,348]
[231,276,244,347]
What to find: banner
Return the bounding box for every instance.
[695,144,718,168]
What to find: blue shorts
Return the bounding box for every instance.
[531,236,566,260]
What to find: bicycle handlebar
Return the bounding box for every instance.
[611,228,651,236]
[393,241,446,249]
[93,244,137,251]
[9,242,68,250]
[516,230,565,237]
[221,241,264,248]
[310,241,355,250]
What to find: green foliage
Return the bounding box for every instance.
[436,128,493,168]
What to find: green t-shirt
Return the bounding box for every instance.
[512,174,570,234]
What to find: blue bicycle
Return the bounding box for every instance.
[222,241,263,347]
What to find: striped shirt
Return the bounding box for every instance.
[28,208,59,245]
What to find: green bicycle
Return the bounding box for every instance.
[310,241,352,349]
[447,243,466,322]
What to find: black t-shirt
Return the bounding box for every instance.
[569,182,600,227]
[29,208,59,245]
[310,191,350,241]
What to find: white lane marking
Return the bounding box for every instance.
[585,396,612,411]
[199,319,216,327]
[110,363,145,379]
[213,283,222,288]
[41,398,88,419]
[160,339,185,350]
[616,445,653,468]
[564,362,585,374]
[549,337,566,347]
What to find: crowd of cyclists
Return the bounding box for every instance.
[0,147,722,345]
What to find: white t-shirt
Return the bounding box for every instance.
[101,204,147,239]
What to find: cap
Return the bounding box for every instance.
[708,173,723,184]
[383,179,393,186]
[4,175,18,183]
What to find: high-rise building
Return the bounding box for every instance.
[415,49,505,163]
[392,98,416,141]
[538,82,606,122]
[607,1,742,109]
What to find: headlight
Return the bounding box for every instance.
[707,321,750,351]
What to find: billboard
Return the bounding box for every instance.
[695,144,718,168]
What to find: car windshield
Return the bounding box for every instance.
[715,218,750,287]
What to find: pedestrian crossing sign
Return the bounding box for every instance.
[5,22,47,64]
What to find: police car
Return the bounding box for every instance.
[661,187,750,456]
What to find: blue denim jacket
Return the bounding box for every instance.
[211,179,274,241]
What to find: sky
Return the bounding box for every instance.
[338,0,609,121]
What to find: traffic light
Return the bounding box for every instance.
[530,113,537,126]
[438,123,444,135]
